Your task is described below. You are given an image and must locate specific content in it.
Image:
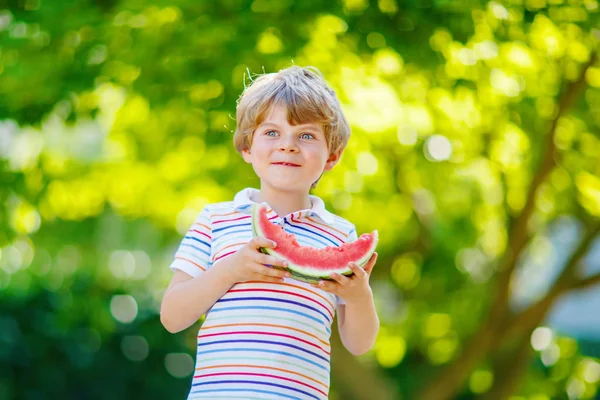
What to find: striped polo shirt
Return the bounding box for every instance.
[169,187,358,400]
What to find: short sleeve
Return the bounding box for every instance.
[336,226,359,306]
[169,207,212,278]
[347,226,358,242]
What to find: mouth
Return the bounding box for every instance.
[272,162,301,167]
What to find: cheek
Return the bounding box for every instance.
[250,141,268,154]
[251,143,275,163]
[306,148,329,164]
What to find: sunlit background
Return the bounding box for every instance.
[1,0,600,399]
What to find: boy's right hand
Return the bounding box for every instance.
[225,237,290,284]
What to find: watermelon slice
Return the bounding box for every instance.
[252,203,378,283]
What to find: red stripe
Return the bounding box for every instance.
[214,250,236,262]
[194,371,328,397]
[290,214,344,243]
[212,242,245,262]
[240,281,335,309]
[190,229,210,240]
[228,288,334,319]
[199,331,330,355]
[213,215,250,225]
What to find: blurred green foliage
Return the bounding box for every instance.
[1,0,600,399]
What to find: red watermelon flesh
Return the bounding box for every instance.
[252,203,378,283]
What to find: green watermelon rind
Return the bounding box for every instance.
[252,204,378,284]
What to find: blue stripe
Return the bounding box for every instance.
[213,222,251,234]
[292,231,330,248]
[213,229,253,244]
[216,297,331,323]
[212,233,249,248]
[195,348,329,372]
[184,235,211,248]
[197,339,328,362]
[191,380,320,400]
[284,220,338,247]
[180,243,211,257]
[189,388,301,400]
[208,305,327,329]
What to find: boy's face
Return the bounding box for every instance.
[242,103,341,193]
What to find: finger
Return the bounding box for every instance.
[348,262,368,279]
[250,237,278,250]
[256,253,288,269]
[314,280,339,295]
[330,272,351,286]
[259,265,290,279]
[259,275,286,283]
[362,252,378,274]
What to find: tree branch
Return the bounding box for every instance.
[482,225,600,399]
[417,51,598,400]
[481,327,536,400]
[552,222,600,291]
[498,223,600,342]
[500,51,598,280]
[569,271,600,291]
[487,48,599,345]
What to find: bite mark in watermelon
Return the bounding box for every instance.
[252,203,378,284]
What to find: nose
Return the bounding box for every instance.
[279,135,299,152]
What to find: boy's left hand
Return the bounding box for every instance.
[313,252,378,303]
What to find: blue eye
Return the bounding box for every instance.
[265,130,278,137]
[300,133,314,139]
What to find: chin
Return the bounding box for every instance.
[263,179,311,192]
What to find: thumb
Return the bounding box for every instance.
[364,252,378,274]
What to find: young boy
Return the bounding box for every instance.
[161,66,379,400]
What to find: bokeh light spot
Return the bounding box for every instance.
[165,353,194,378]
[110,295,138,324]
[121,335,149,361]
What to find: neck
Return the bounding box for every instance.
[254,186,313,217]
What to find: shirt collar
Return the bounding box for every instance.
[233,187,336,224]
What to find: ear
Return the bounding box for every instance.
[242,148,252,164]
[323,150,342,172]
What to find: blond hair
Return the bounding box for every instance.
[233,66,351,189]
